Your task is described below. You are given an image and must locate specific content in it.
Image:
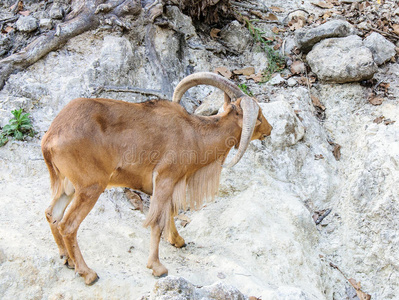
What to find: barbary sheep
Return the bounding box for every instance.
[41,72,272,285]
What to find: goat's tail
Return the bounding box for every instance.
[42,143,74,200]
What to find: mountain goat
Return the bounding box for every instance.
[42,72,272,285]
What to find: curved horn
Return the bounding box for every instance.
[172,72,245,103]
[224,97,259,168]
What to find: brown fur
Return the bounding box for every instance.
[42,96,272,284]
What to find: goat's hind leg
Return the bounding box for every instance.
[57,183,104,285]
[168,214,186,248]
[45,192,75,268]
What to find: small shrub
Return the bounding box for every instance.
[0,109,35,146]
[244,19,286,82]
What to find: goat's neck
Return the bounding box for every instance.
[193,112,242,163]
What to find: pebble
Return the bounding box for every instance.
[269,74,286,85]
[287,77,297,87]
[39,18,53,30]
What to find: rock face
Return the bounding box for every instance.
[306,35,378,83]
[363,32,396,65]
[318,83,399,300]
[90,36,137,86]
[295,20,358,52]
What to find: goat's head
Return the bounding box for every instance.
[172,72,272,168]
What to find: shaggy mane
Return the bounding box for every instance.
[145,160,223,232]
[172,160,223,213]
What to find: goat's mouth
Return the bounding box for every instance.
[260,133,271,140]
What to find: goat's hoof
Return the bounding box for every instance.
[61,255,75,269]
[169,236,186,248]
[153,268,168,278]
[65,260,75,269]
[84,271,99,286]
[148,261,168,277]
[154,272,168,279]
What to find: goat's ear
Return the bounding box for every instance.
[255,119,261,127]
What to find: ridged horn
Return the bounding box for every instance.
[172,72,245,103]
[224,96,259,168]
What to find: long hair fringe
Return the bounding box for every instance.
[174,160,222,211]
[144,161,223,232]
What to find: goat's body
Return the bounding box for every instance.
[42,73,272,285]
[42,97,238,283]
[43,98,231,197]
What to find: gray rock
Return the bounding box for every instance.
[201,282,246,300]
[152,276,246,300]
[16,16,38,33]
[269,73,286,86]
[260,101,305,148]
[0,35,11,56]
[287,77,297,87]
[165,6,196,40]
[220,20,252,54]
[195,89,224,116]
[307,35,377,83]
[49,4,64,20]
[282,36,297,55]
[153,276,195,299]
[363,32,396,65]
[296,20,358,52]
[39,18,53,30]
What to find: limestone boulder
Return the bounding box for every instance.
[295,19,358,52]
[306,35,377,83]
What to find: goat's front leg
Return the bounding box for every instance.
[144,177,176,277]
[147,223,168,277]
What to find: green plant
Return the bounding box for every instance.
[238,83,253,96]
[0,133,8,147]
[0,109,35,146]
[244,19,286,82]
